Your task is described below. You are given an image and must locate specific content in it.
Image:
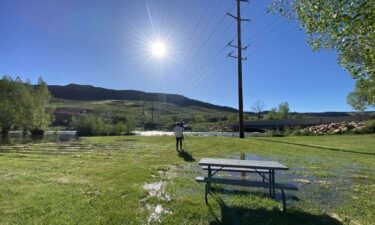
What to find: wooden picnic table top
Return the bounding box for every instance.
[199,158,289,170]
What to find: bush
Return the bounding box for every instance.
[71,115,135,136]
[365,120,375,133]
[353,120,375,134]
[264,129,284,137]
[193,115,207,123]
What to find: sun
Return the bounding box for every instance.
[150,41,167,58]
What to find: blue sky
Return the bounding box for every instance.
[0,0,355,112]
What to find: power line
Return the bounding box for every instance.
[185,0,215,50]
[252,4,269,22]
[188,0,225,55]
[177,3,238,89]
[249,27,298,58]
[173,1,233,86]
[182,18,236,91]
[184,10,236,84]
[185,45,228,91]
[165,0,217,85]
[244,17,285,44]
[230,2,270,47]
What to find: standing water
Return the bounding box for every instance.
[0,131,77,145]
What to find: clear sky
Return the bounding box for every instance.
[0,0,356,112]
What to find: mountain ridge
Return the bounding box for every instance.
[48,83,237,112]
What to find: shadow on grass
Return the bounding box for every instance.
[208,194,342,225]
[254,138,375,156]
[178,149,195,162]
[210,187,301,202]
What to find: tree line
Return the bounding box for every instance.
[0,76,52,137]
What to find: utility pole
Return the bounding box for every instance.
[228,0,250,139]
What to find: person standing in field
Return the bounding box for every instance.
[173,122,184,151]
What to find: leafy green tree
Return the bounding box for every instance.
[18,80,34,133]
[266,102,290,120]
[0,76,53,136]
[272,0,375,110]
[0,77,16,136]
[266,107,279,120]
[0,76,26,136]
[278,102,290,119]
[29,77,53,132]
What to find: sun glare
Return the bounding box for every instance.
[151,41,167,58]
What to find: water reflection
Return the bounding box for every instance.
[0,131,77,145]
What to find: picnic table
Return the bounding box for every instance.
[196,158,298,211]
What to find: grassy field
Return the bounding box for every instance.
[0,134,374,225]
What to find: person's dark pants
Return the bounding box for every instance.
[176,137,183,150]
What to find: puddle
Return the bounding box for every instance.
[142,167,175,224]
[143,182,165,199]
[0,131,77,145]
[146,204,172,224]
[143,181,172,224]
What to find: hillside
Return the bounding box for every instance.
[48,84,236,112]
[47,84,374,131]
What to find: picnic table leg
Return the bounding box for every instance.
[207,165,212,201]
[205,183,208,204]
[268,169,272,197]
[272,169,275,199]
[262,173,265,183]
[281,189,286,212]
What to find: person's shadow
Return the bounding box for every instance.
[207,193,343,225]
[177,149,195,162]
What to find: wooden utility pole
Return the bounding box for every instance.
[228,0,249,138]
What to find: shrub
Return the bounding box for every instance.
[71,115,135,136]
[365,120,375,133]
[264,129,284,137]
[353,120,375,134]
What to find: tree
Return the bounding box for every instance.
[266,107,279,120]
[18,80,34,133]
[265,102,290,120]
[278,102,290,119]
[272,0,375,110]
[30,77,53,133]
[0,76,26,136]
[251,100,266,119]
[0,76,53,136]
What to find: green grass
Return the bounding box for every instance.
[0,134,374,224]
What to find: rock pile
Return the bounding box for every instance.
[301,121,367,135]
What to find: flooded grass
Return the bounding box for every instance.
[0,134,373,224]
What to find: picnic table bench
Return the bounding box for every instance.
[196,158,298,211]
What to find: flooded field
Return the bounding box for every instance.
[0,130,261,145]
[0,135,373,225]
[135,131,262,137]
[0,131,77,145]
